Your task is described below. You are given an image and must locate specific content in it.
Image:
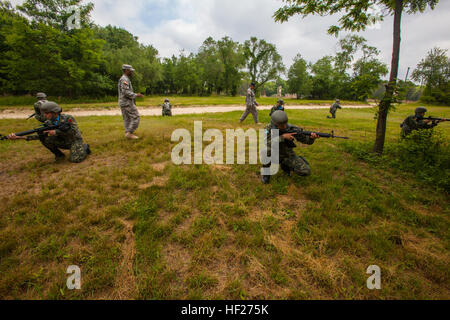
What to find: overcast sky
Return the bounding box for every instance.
[10,0,450,80]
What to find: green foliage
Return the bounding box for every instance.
[287,54,311,98]
[344,129,450,191]
[274,0,440,36]
[243,37,285,94]
[413,47,450,105]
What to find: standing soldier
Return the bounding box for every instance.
[162,98,172,117]
[240,82,259,124]
[6,102,91,163]
[269,99,285,116]
[118,64,144,140]
[261,111,319,184]
[29,92,48,122]
[400,107,445,137]
[327,99,342,119]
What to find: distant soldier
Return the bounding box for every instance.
[269,99,285,116]
[118,64,144,140]
[327,99,342,119]
[401,107,444,138]
[162,98,172,117]
[6,102,91,163]
[31,92,48,122]
[240,82,259,124]
[261,111,319,184]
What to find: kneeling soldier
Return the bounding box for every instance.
[262,111,319,184]
[401,107,441,138]
[162,98,172,116]
[7,101,91,163]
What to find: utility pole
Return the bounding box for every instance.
[405,67,410,82]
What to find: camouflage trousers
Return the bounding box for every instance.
[328,111,336,119]
[41,136,88,163]
[121,104,140,133]
[162,109,172,117]
[263,150,311,176]
[240,105,258,123]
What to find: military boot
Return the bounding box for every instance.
[125,132,139,140]
[84,144,91,155]
[261,175,271,184]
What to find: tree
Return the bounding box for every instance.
[287,54,312,99]
[412,47,449,103]
[274,0,440,154]
[217,37,245,96]
[310,56,336,99]
[243,37,285,94]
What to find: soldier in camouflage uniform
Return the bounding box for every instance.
[401,107,442,138]
[240,83,259,124]
[33,92,48,123]
[118,64,144,140]
[269,99,285,116]
[261,111,319,184]
[6,102,91,163]
[327,99,342,119]
[162,98,172,117]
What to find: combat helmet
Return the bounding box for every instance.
[277,99,285,105]
[415,107,427,114]
[40,101,62,114]
[36,92,47,99]
[271,110,288,126]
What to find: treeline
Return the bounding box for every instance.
[0,0,447,103]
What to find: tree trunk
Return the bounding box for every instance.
[373,0,403,154]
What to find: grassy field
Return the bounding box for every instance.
[0,95,368,111]
[0,104,448,300]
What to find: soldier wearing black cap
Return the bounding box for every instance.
[269,99,285,116]
[240,82,260,124]
[400,107,442,137]
[119,64,144,140]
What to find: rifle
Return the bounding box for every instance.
[424,116,450,122]
[284,127,350,140]
[27,113,36,120]
[279,127,349,148]
[0,123,70,141]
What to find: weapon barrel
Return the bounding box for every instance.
[428,117,450,121]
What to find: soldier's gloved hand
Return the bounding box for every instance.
[311,133,320,139]
[45,130,57,136]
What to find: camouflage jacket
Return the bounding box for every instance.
[162,102,172,111]
[26,114,83,142]
[118,75,137,108]
[269,105,285,116]
[246,88,257,107]
[265,123,315,158]
[401,115,437,136]
[330,103,342,113]
[34,99,48,123]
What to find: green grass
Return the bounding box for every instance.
[0,95,367,111]
[0,104,448,299]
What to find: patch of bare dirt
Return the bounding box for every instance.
[105,218,137,300]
